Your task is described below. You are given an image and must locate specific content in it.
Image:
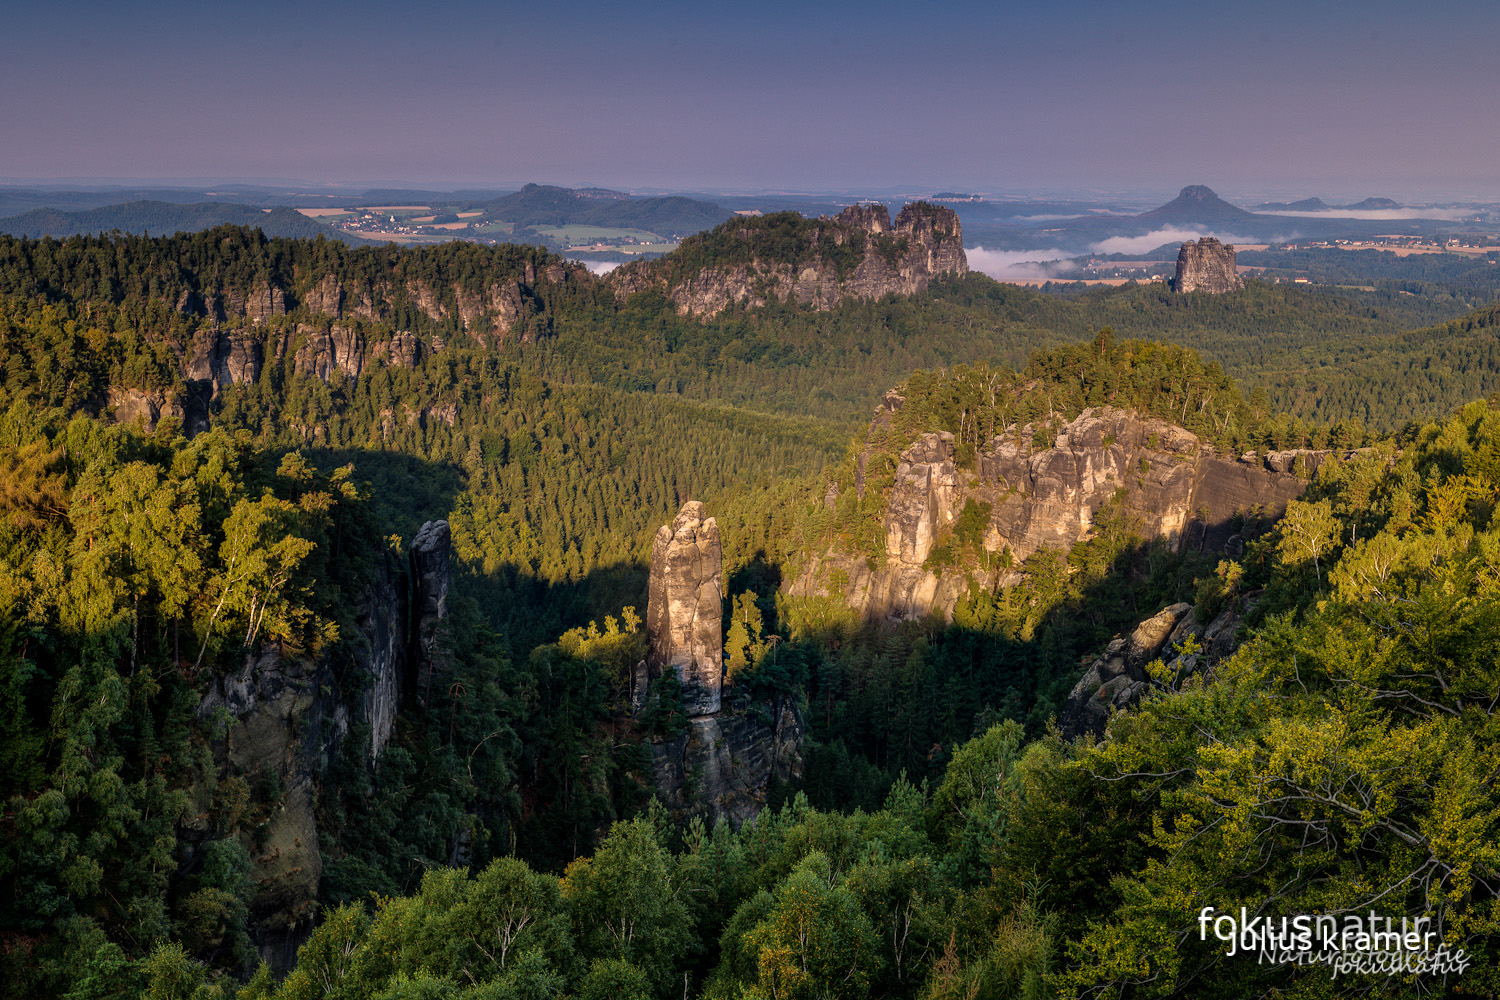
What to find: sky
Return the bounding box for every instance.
[3,0,1498,200]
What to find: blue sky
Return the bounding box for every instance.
[3,0,1497,199]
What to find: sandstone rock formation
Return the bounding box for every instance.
[238,280,287,323]
[651,695,804,826]
[1060,594,1255,738]
[646,501,724,716]
[641,501,804,824]
[612,202,969,319]
[304,274,344,316]
[1174,237,1243,293]
[410,519,452,707]
[794,402,1325,620]
[185,330,265,398]
[107,383,211,438]
[197,520,452,970]
[291,323,366,381]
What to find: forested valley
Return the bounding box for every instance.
[1,223,1498,999]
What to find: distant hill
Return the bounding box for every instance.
[1255,197,1330,212]
[1253,196,1402,213]
[0,200,361,241]
[479,184,730,236]
[1135,185,1262,226]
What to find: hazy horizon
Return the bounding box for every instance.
[6,0,1500,202]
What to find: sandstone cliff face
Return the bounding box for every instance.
[1174,237,1243,293]
[246,281,288,323]
[641,502,805,824]
[304,274,344,317]
[612,202,969,319]
[147,262,567,437]
[410,519,452,706]
[290,323,367,381]
[106,386,211,435]
[651,695,804,826]
[795,403,1322,620]
[196,520,451,971]
[294,273,558,345]
[646,502,724,716]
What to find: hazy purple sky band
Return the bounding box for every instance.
[3,0,1496,199]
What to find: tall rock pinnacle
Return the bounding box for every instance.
[646,501,723,716]
[1174,237,1243,293]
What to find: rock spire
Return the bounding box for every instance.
[646,501,724,716]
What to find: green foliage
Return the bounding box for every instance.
[9,225,1500,1000]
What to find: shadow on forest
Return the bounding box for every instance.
[302,443,1252,818]
[760,526,1252,813]
[305,445,659,657]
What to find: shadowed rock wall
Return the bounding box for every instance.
[196,520,451,973]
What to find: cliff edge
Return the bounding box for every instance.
[793,399,1331,621]
[611,202,968,318]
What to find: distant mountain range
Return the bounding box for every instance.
[1253,196,1402,212]
[0,183,732,247]
[0,201,364,241]
[474,184,730,237]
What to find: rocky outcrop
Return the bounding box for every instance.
[107,387,184,432]
[291,323,366,381]
[186,330,264,395]
[646,502,724,716]
[360,549,407,760]
[196,521,451,971]
[651,695,804,826]
[201,649,325,957]
[1060,603,1190,738]
[304,274,343,317]
[107,383,212,437]
[246,281,287,323]
[794,404,1319,620]
[612,202,968,319]
[407,281,447,323]
[409,520,451,706]
[376,332,424,369]
[1174,238,1242,294]
[1060,594,1255,738]
[640,502,805,825]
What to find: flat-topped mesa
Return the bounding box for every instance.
[1174,237,1243,293]
[646,501,724,716]
[611,201,968,318]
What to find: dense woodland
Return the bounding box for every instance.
[1,227,1499,998]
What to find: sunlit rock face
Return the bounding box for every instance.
[647,501,724,716]
[611,201,969,318]
[793,403,1317,621]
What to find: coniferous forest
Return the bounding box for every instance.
[1,224,1498,999]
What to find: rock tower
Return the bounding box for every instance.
[645,501,724,716]
[1174,237,1243,293]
